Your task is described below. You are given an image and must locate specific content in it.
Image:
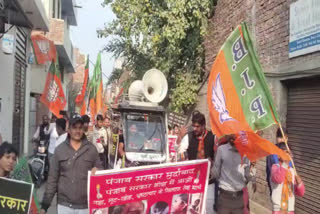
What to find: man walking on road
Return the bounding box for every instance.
[212,135,253,214]
[40,113,102,214]
[103,115,112,166]
[54,118,68,151]
[177,111,216,214]
[92,114,108,169]
[32,115,50,154]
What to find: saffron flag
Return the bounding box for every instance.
[207,23,289,161]
[88,52,103,120]
[80,100,87,116]
[75,55,89,104]
[31,33,56,65]
[40,59,66,118]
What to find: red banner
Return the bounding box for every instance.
[88,160,210,214]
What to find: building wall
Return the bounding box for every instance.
[197,0,320,210]
[30,64,48,94]
[0,27,17,143]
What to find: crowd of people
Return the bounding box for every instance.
[0,110,305,214]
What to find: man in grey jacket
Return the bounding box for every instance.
[40,113,102,214]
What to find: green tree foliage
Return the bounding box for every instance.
[99,0,215,113]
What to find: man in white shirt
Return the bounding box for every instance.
[103,116,112,165]
[92,115,108,169]
[47,123,58,159]
[212,135,252,214]
[32,115,50,154]
[55,118,68,150]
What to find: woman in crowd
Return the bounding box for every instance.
[270,142,305,214]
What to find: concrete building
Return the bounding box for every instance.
[194,0,320,213]
[27,0,78,154]
[0,0,49,153]
[0,0,78,155]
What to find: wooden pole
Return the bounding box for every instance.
[278,123,297,174]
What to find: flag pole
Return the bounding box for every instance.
[278,123,297,174]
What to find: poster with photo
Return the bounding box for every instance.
[168,135,178,162]
[88,160,210,214]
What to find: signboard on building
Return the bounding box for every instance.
[88,160,210,214]
[289,0,320,58]
[2,34,15,55]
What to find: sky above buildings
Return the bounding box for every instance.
[70,0,116,83]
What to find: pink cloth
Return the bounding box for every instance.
[243,187,250,214]
[271,164,305,196]
[271,164,286,184]
[294,183,305,197]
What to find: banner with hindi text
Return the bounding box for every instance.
[88,160,210,214]
[0,177,33,214]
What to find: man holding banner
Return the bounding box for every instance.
[177,111,215,214]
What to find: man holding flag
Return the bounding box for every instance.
[207,23,295,213]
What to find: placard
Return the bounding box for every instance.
[0,177,33,214]
[88,160,210,214]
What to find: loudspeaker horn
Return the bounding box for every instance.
[142,68,168,103]
[128,80,144,101]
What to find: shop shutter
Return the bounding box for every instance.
[12,27,27,153]
[286,77,320,214]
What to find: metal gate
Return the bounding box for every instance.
[286,77,320,214]
[12,27,27,153]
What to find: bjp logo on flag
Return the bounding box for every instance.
[47,80,59,102]
[211,73,233,124]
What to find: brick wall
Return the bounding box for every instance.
[73,48,86,84]
[198,0,320,210]
[47,18,64,45]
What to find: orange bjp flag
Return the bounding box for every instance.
[40,60,66,118]
[31,33,57,64]
[207,23,289,161]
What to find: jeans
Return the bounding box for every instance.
[216,189,244,214]
[206,183,216,214]
[57,204,88,214]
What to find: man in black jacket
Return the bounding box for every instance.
[40,113,102,214]
[177,111,215,214]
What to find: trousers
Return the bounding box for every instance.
[217,189,244,214]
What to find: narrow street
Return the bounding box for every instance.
[0,0,319,214]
